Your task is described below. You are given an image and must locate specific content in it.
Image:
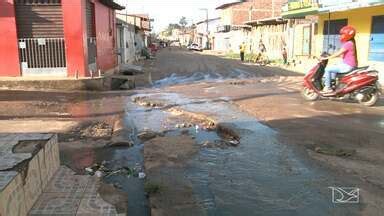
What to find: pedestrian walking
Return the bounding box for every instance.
[239,42,246,62]
[254,40,267,63]
[282,47,288,65]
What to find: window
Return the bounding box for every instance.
[369,15,384,62]
[322,19,348,54]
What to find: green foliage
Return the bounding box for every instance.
[144,182,163,195]
[164,23,181,36]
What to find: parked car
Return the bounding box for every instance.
[187,43,203,52]
[170,41,181,47]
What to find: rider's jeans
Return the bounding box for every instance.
[324,63,354,88]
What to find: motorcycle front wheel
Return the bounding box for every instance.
[301,87,319,101]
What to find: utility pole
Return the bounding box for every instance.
[200,8,209,49]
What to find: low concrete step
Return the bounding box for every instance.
[0,134,60,216]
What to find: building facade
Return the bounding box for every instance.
[217,0,286,25]
[282,0,384,82]
[195,18,221,49]
[214,0,286,53]
[245,18,289,61]
[116,13,152,57]
[116,18,137,64]
[0,0,124,78]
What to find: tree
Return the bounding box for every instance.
[179,16,188,29]
[165,23,181,36]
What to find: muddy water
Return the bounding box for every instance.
[57,90,362,215]
[152,68,254,87]
[130,93,361,215]
[96,145,149,216]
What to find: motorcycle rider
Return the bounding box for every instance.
[321,25,358,93]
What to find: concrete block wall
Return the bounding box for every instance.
[229,0,286,25]
[0,134,60,216]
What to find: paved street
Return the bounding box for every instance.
[0,48,383,215]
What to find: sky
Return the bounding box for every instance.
[115,0,232,32]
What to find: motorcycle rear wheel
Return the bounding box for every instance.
[301,87,319,101]
[358,91,379,107]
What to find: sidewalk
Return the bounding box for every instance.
[29,166,123,216]
[0,76,106,91]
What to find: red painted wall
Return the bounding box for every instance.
[62,0,88,77]
[0,0,21,76]
[95,1,117,72]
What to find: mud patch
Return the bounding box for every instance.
[147,169,204,216]
[137,130,162,142]
[216,122,241,141]
[133,96,167,108]
[314,145,356,157]
[168,108,216,130]
[144,135,198,170]
[228,80,248,85]
[81,122,113,138]
[58,121,113,142]
[98,182,128,214]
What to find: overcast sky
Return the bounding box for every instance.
[115,0,231,32]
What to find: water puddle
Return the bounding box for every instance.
[153,68,253,87]
[60,91,361,215]
[96,145,149,216]
[129,92,361,215]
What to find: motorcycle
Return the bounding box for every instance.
[302,56,381,106]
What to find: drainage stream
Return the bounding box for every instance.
[130,93,361,216]
[59,91,362,215]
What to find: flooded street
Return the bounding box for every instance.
[1,48,384,215]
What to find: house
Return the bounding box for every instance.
[116,18,137,64]
[179,28,194,47]
[244,18,288,61]
[116,13,152,58]
[157,27,193,46]
[195,18,221,49]
[214,0,286,53]
[281,1,321,60]
[282,0,384,82]
[0,0,124,78]
[217,0,286,26]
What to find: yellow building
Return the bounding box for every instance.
[316,3,384,67]
[282,0,384,83]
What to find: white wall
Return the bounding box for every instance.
[124,24,136,63]
[214,29,249,53]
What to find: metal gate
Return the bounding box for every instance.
[15,0,66,76]
[18,38,66,75]
[87,0,97,73]
[369,15,384,62]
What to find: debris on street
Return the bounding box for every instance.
[81,122,113,138]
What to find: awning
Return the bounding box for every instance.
[281,7,319,19]
[318,1,384,14]
[245,17,287,26]
[99,0,125,10]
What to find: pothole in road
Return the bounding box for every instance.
[129,92,361,215]
[57,91,360,215]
